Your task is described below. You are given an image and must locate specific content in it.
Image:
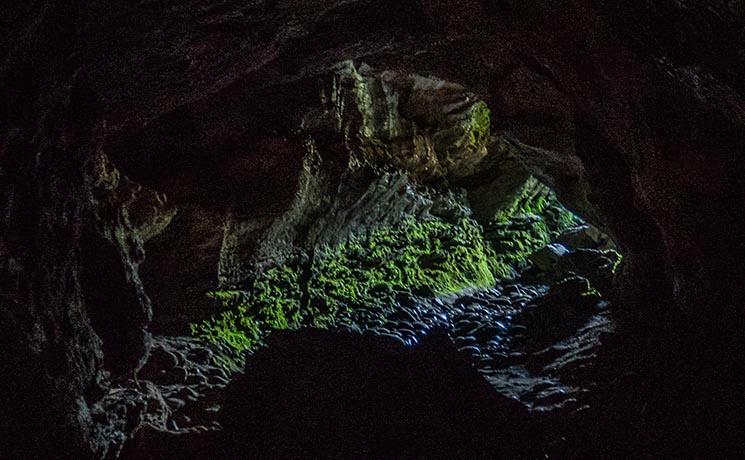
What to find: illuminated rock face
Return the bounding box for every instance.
[1,0,744,457]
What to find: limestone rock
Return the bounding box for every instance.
[557,225,611,251]
[529,243,571,272]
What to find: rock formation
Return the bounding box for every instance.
[2,0,744,457]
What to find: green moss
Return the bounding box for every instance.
[467,102,491,150]
[192,176,586,356]
[193,217,509,353]
[306,218,509,318]
[487,177,581,268]
[191,265,302,353]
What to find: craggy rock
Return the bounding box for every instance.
[557,224,611,251]
[81,150,155,379]
[0,74,108,459]
[511,276,603,351]
[2,0,745,457]
[3,0,743,325]
[141,205,224,334]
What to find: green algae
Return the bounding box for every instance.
[487,177,581,268]
[192,217,509,353]
[467,101,491,150]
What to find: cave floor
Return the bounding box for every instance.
[335,280,615,412]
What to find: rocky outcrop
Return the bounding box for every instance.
[81,150,155,379]
[141,205,224,334]
[0,73,153,457]
[0,75,106,457]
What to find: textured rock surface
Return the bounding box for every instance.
[0,74,107,458]
[2,0,745,457]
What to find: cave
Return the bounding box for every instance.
[2,2,745,459]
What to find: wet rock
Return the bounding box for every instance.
[529,243,571,272]
[557,225,610,250]
[459,345,482,356]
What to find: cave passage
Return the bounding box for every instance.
[4,2,745,458]
[114,65,626,452]
[141,170,623,427]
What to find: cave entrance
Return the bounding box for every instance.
[117,63,625,433]
[170,168,622,410]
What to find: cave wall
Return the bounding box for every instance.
[2,0,745,456]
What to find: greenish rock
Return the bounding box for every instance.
[326,61,492,182]
[485,176,581,269]
[190,265,302,353]
[192,65,587,360]
[556,224,613,251]
[529,243,571,272]
[306,217,511,322]
[192,216,511,354]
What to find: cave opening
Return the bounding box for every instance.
[82,62,630,457]
[4,0,745,457]
[4,2,745,458]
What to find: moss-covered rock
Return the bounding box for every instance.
[192,216,509,353]
[306,217,511,322]
[191,172,583,357]
[190,265,302,352]
[485,176,581,269]
[191,68,580,357]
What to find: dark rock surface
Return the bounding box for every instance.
[337,273,613,413]
[101,335,238,459]
[108,269,615,458]
[2,0,745,457]
[218,328,538,459]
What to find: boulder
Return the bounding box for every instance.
[557,225,610,250]
[217,328,539,458]
[528,243,571,272]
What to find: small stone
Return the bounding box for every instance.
[507,352,526,362]
[456,335,477,345]
[510,325,528,334]
[557,225,607,250]
[379,333,406,346]
[188,347,213,364]
[185,373,208,386]
[398,328,416,338]
[458,345,481,355]
[178,387,200,400]
[170,367,188,384]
